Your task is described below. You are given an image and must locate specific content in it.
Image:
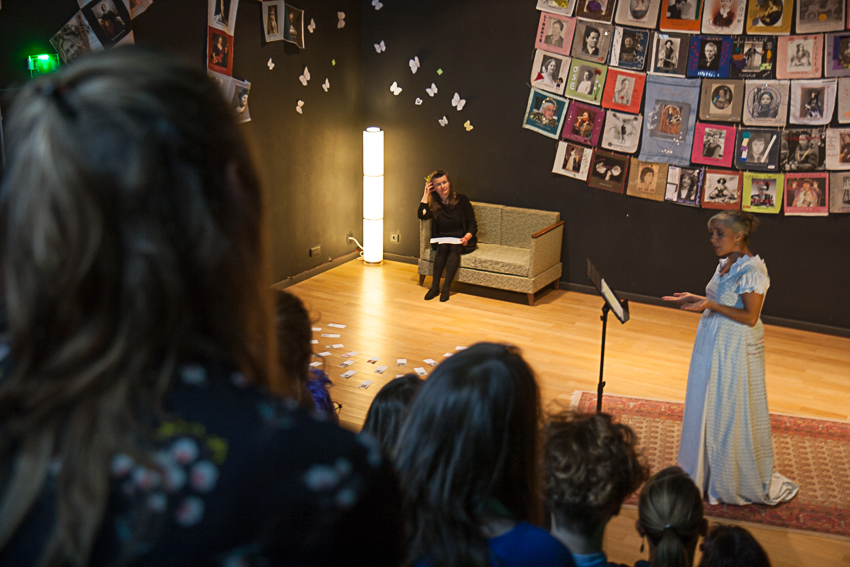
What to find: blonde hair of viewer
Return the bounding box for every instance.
[638,466,706,567]
[0,47,281,566]
[706,210,759,244]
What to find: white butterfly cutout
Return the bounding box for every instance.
[426,83,438,97]
[308,18,316,33]
[374,40,386,53]
[438,116,448,127]
[299,67,310,86]
[337,12,345,28]
[464,120,473,131]
[451,92,466,111]
[267,58,274,70]
[322,78,330,92]
[372,0,383,9]
[296,100,304,114]
[390,81,402,95]
[409,56,420,74]
[415,98,423,105]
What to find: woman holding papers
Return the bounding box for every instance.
[662,211,797,506]
[418,170,477,302]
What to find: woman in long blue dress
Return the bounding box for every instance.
[663,211,797,505]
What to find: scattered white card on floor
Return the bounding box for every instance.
[455,346,467,350]
[367,356,380,364]
[317,351,332,357]
[311,340,318,344]
[332,344,344,348]
[321,334,340,338]
[374,366,387,374]
[341,370,357,378]
[312,327,321,331]
[310,361,322,367]
[341,351,359,358]
[414,367,427,376]
[443,353,453,357]
[423,359,437,366]
[328,323,346,328]
[396,374,405,378]
[359,380,373,389]
[339,360,354,367]
[397,358,407,366]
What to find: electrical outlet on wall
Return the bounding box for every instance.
[390,233,400,243]
[309,245,321,257]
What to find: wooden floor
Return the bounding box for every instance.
[288,259,850,567]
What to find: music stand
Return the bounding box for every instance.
[586,259,629,413]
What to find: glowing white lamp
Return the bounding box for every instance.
[363,127,384,264]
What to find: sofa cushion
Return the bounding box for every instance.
[470,202,503,245]
[500,207,561,249]
[459,243,529,277]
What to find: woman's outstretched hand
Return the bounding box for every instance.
[662,292,710,313]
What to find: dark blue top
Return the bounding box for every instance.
[488,522,576,567]
[0,357,403,567]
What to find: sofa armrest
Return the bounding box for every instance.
[529,222,564,278]
[419,219,432,259]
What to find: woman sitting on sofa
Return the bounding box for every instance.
[417,170,477,302]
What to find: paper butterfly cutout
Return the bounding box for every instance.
[299,67,310,86]
[308,19,316,33]
[267,58,274,70]
[451,92,466,111]
[296,100,304,114]
[374,40,386,53]
[409,56,420,74]
[390,81,402,95]
[464,120,473,131]
[415,98,423,105]
[322,78,330,92]
[372,0,383,9]
[438,116,448,127]
[426,83,438,97]
[337,12,345,28]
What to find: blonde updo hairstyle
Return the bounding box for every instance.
[707,211,760,245]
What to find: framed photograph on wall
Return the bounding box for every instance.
[537,0,577,17]
[664,165,704,206]
[784,172,829,216]
[588,149,630,192]
[522,89,570,139]
[207,27,234,76]
[776,35,823,80]
[730,36,775,79]
[615,0,662,29]
[535,12,577,56]
[743,80,789,126]
[639,75,700,165]
[575,0,616,23]
[839,78,850,124]
[602,68,645,112]
[562,101,605,144]
[600,110,643,153]
[691,122,735,167]
[702,169,743,209]
[825,32,850,78]
[531,50,572,95]
[571,20,613,63]
[699,78,744,121]
[609,26,650,70]
[828,171,850,213]
[207,0,238,35]
[262,1,285,42]
[659,0,703,32]
[795,0,845,34]
[745,0,792,34]
[564,60,608,104]
[627,159,668,200]
[824,128,850,170]
[700,0,745,34]
[780,128,825,171]
[686,35,732,78]
[742,172,784,213]
[734,128,781,171]
[649,31,690,76]
[553,141,593,180]
[789,79,837,126]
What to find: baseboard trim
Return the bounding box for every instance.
[383,253,419,265]
[272,251,360,290]
[562,281,850,338]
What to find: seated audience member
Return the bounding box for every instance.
[697,525,770,567]
[0,48,401,566]
[362,373,423,457]
[276,290,337,421]
[395,343,577,567]
[635,467,708,567]
[545,411,649,566]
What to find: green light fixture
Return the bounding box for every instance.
[28,54,60,77]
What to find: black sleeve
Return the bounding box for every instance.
[417,202,432,220]
[460,196,477,236]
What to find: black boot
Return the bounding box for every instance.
[424,288,439,300]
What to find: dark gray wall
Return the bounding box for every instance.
[363,0,850,331]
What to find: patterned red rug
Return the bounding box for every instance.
[569,391,850,540]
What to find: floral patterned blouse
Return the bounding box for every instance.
[0,357,403,566]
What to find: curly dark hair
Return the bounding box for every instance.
[544,411,649,537]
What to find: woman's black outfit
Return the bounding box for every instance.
[417,194,477,301]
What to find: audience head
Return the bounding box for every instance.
[544,411,648,540]
[697,525,770,567]
[394,342,541,567]
[0,47,277,563]
[276,290,316,404]
[637,467,707,567]
[362,373,423,457]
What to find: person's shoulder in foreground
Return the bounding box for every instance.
[489,521,577,567]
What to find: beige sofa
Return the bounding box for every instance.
[418,202,564,305]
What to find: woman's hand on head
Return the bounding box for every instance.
[422,182,433,203]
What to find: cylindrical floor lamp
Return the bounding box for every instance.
[363,127,384,265]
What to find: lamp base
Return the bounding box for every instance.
[363,260,383,266]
